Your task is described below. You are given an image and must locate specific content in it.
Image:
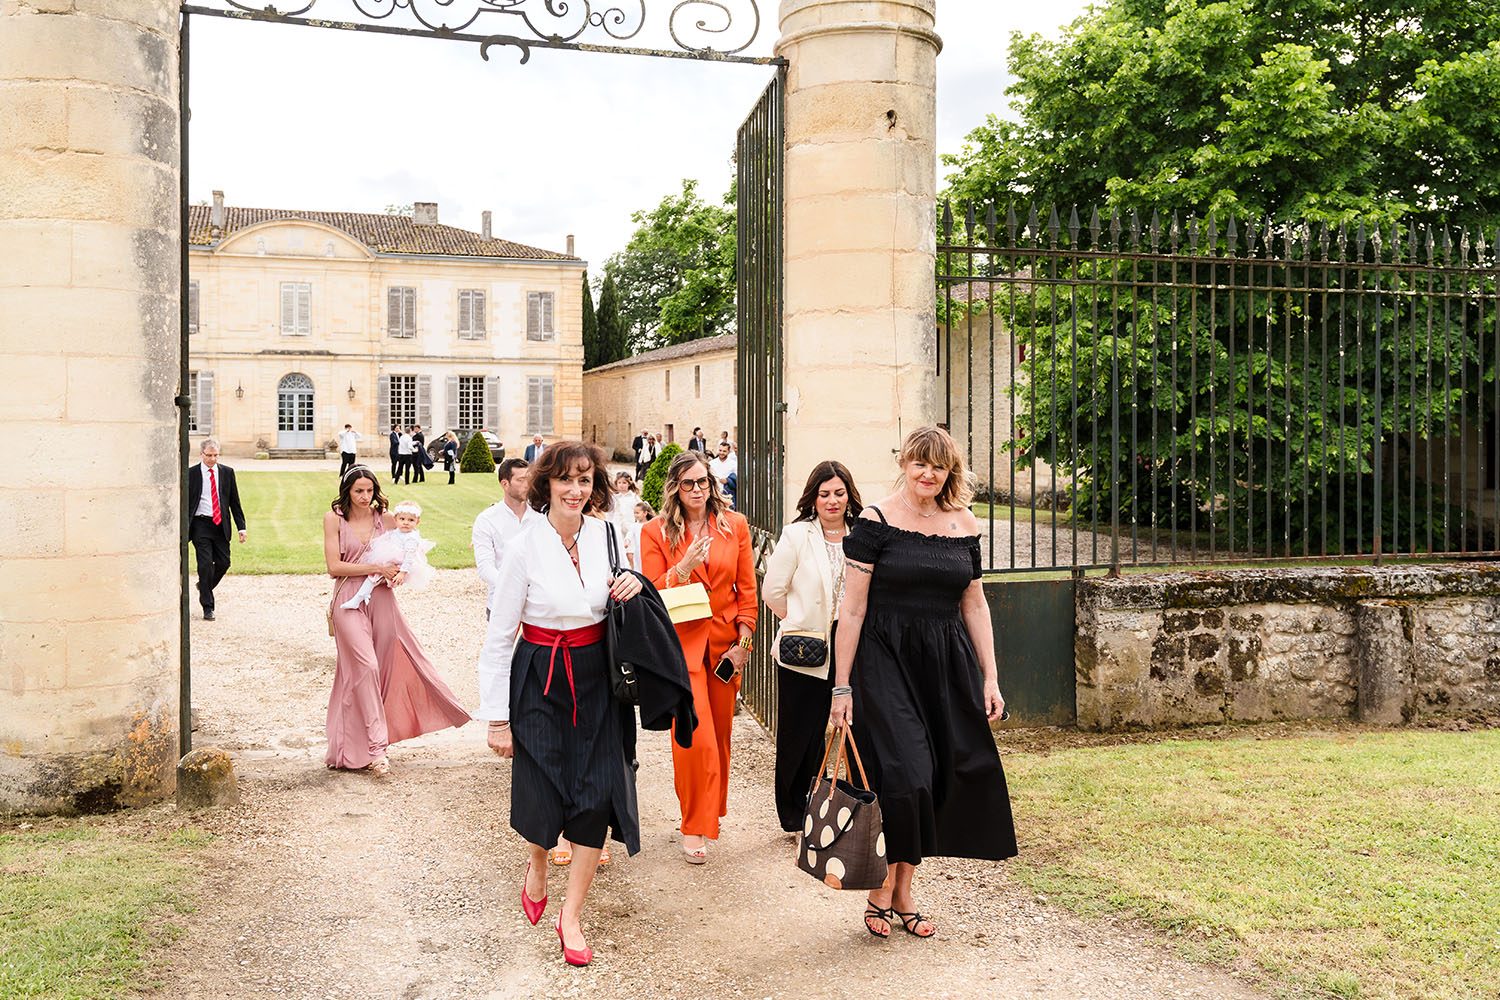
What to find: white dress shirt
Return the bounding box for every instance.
[397,433,415,456]
[195,463,219,518]
[475,517,621,721]
[471,500,544,606]
[338,429,361,453]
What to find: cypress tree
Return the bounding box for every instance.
[581,273,600,369]
[596,271,627,365]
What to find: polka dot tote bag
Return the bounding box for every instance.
[796,726,888,890]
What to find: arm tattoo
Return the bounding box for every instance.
[847,562,873,575]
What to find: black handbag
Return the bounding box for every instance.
[603,525,640,704]
[778,631,828,668]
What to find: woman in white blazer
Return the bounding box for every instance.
[761,460,864,832]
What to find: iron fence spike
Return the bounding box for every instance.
[985,202,998,246]
[1089,205,1102,237]
[940,200,953,241]
[1026,204,1040,243]
[1188,215,1200,251]
[1047,204,1061,241]
[1068,204,1081,234]
[1006,204,1019,242]
[1226,215,1238,250]
[964,202,976,238]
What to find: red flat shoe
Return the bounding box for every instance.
[521,861,547,926]
[556,914,592,966]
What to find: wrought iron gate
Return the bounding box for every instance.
[734,71,785,733]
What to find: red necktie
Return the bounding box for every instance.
[209,467,222,525]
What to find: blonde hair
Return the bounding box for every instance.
[896,425,973,511]
[659,450,732,548]
[392,500,423,517]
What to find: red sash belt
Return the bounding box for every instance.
[521,621,606,727]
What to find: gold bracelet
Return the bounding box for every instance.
[487,720,509,729]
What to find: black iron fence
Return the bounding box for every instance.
[939,203,1500,575]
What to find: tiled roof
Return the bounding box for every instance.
[187,205,578,261]
[585,332,736,374]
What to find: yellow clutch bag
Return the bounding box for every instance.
[661,582,712,624]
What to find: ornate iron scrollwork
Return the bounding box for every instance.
[210,0,767,59]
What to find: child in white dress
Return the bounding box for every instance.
[342,499,436,609]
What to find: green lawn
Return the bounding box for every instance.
[1005,728,1500,1000]
[235,469,504,574]
[0,824,208,999]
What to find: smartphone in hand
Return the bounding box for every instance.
[713,657,736,683]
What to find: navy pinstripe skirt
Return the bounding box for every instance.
[509,635,640,854]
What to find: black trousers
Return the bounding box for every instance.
[389,452,400,479]
[339,451,356,479]
[396,455,412,484]
[190,515,232,613]
[412,454,425,482]
[774,632,836,833]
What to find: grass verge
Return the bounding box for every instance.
[233,469,504,574]
[0,823,210,998]
[1005,728,1500,1000]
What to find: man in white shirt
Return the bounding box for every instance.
[709,440,737,484]
[337,424,361,480]
[472,458,541,616]
[187,438,247,621]
[396,428,415,485]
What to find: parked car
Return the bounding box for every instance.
[427,429,504,464]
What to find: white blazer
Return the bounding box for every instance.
[761,520,838,680]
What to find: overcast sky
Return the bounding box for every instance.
[188,2,1090,267]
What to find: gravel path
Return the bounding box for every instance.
[151,570,1266,1000]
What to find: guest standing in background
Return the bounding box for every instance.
[324,466,469,776]
[395,427,415,485]
[338,423,362,480]
[609,473,642,572]
[688,427,708,453]
[441,431,460,485]
[187,438,247,621]
[389,424,402,481]
[709,440,737,485]
[635,432,657,481]
[525,435,547,463]
[477,441,644,967]
[638,451,758,864]
[829,425,1016,941]
[411,425,427,484]
[762,460,862,833]
[472,458,541,616]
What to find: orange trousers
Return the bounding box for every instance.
[672,661,739,839]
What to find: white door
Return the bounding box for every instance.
[277,373,315,448]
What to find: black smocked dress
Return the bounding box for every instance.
[841,507,1018,865]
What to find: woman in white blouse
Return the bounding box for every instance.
[761,460,863,833]
[476,441,642,968]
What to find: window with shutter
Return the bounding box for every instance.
[280,282,311,335]
[196,370,214,437]
[457,375,485,430]
[388,374,417,428]
[483,375,501,431]
[188,281,200,335]
[187,371,199,432]
[526,291,556,341]
[416,374,432,428]
[377,373,390,431]
[388,287,416,338]
[446,375,460,431]
[527,376,555,435]
[458,290,486,340]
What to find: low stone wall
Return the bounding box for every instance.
[1075,564,1500,730]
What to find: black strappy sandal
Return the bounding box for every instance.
[863,901,895,939]
[894,909,936,939]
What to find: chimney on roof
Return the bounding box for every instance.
[482,210,492,239]
[211,190,225,232]
[566,234,575,256]
[413,202,438,226]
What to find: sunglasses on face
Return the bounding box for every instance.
[678,476,712,493]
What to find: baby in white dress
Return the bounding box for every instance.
[342,500,436,609]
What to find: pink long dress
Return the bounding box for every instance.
[326,512,470,768]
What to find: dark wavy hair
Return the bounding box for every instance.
[331,465,388,517]
[526,441,613,515]
[792,460,863,524]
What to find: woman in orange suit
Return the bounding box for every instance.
[639,450,758,864]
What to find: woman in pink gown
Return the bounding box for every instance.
[322,466,469,774]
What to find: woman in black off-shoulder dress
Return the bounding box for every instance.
[830,425,1016,941]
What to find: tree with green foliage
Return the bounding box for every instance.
[581,273,601,369]
[942,1,1500,554]
[594,271,628,367]
[605,179,736,351]
[943,0,1500,228]
[641,443,684,511]
[459,431,495,474]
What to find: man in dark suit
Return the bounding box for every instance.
[524,435,546,463]
[187,438,247,621]
[388,424,401,480]
[411,424,427,483]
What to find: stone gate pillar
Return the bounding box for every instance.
[776,0,942,502]
[0,0,182,812]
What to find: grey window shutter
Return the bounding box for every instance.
[417,374,432,428]
[446,375,459,429]
[297,284,311,334]
[388,288,401,335]
[542,292,554,334]
[188,281,200,334]
[403,288,416,336]
[377,373,390,431]
[475,291,486,334]
[484,375,501,431]
[281,283,294,333]
[541,377,554,433]
[198,369,214,437]
[527,293,540,339]
[457,290,470,336]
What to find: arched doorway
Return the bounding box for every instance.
[276,373,315,448]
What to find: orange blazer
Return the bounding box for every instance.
[639,511,759,671]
